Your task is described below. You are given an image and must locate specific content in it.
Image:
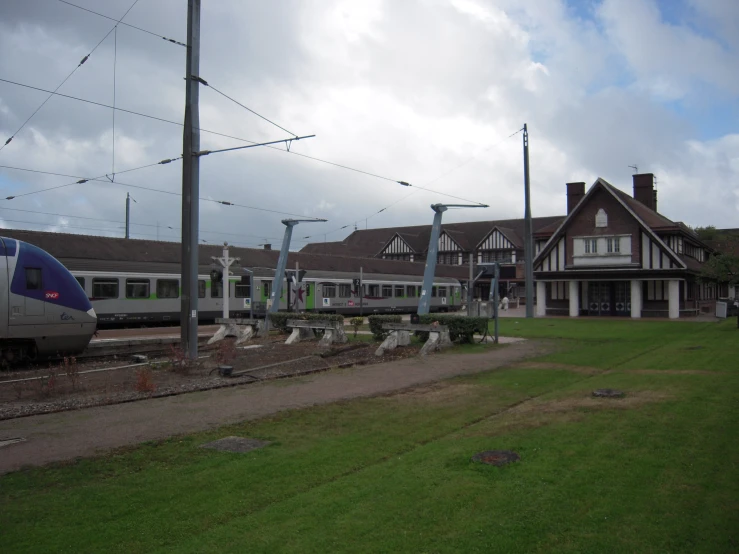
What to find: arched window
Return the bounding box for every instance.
[595,208,608,228]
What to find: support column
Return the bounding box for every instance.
[536,280,546,317]
[630,280,642,319]
[569,280,579,317]
[668,279,680,319]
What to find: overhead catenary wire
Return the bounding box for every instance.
[0,0,141,154]
[57,0,186,47]
[194,76,297,137]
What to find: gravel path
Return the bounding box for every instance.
[0,340,547,474]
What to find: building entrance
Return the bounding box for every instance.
[587,281,630,316]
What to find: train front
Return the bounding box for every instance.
[2,238,97,360]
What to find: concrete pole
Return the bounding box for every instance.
[523,123,534,318]
[180,0,201,359]
[418,205,447,315]
[125,193,130,239]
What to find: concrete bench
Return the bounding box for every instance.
[286,319,347,347]
[208,318,264,345]
[376,322,451,357]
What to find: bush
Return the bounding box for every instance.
[268,312,344,333]
[418,314,488,344]
[367,315,402,341]
[349,317,364,337]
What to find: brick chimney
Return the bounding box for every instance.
[263,243,271,250]
[632,173,656,211]
[566,182,586,214]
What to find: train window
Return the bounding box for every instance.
[157,279,179,299]
[75,277,85,291]
[93,278,119,299]
[306,284,311,297]
[235,279,251,298]
[338,284,352,298]
[431,286,438,297]
[367,284,379,297]
[438,286,448,297]
[211,281,223,298]
[406,285,416,297]
[382,285,392,297]
[322,283,336,298]
[25,268,42,290]
[126,279,150,299]
[198,280,206,299]
[394,285,404,297]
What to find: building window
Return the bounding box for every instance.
[585,239,598,254]
[92,278,119,299]
[156,279,179,299]
[614,237,620,253]
[595,208,608,227]
[394,285,404,297]
[126,279,150,299]
[339,284,352,298]
[550,281,570,300]
[322,283,336,298]
[382,284,392,297]
[25,268,42,290]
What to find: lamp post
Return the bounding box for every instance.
[418,203,488,315]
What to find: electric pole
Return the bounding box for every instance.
[523,123,534,318]
[181,0,201,359]
[125,193,130,239]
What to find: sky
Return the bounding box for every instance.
[0,0,737,250]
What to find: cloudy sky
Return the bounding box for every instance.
[1,0,737,250]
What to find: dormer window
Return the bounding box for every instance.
[595,209,608,228]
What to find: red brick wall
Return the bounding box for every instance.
[565,187,641,265]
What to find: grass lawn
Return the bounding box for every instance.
[1,318,737,553]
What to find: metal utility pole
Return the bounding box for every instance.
[180,0,201,359]
[468,252,473,316]
[359,266,363,317]
[488,262,500,343]
[269,218,326,314]
[418,203,487,315]
[125,193,130,239]
[212,243,239,320]
[523,123,534,318]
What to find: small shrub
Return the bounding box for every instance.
[134,367,156,393]
[213,340,237,366]
[418,314,487,343]
[268,312,345,333]
[34,365,60,399]
[367,315,402,341]
[167,345,194,374]
[349,317,364,337]
[63,356,81,390]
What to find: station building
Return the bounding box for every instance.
[533,174,717,318]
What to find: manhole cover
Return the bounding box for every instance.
[592,389,625,398]
[471,450,520,466]
[0,437,27,448]
[200,436,270,453]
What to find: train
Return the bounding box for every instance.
[70,267,463,327]
[1,237,97,362]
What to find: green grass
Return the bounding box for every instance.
[1,319,737,553]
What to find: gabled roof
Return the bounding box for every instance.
[476,226,521,249]
[376,232,419,256]
[534,178,687,270]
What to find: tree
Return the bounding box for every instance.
[700,253,739,286]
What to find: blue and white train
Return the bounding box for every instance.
[1,237,97,363]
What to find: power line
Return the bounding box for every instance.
[0,0,140,154]
[57,0,186,47]
[195,76,297,137]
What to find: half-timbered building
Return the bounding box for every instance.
[533,174,716,318]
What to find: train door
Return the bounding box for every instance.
[0,246,7,337]
[305,282,315,311]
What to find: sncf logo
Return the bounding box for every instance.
[45,291,60,300]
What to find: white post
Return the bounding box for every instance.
[668,280,680,319]
[536,280,547,317]
[222,243,229,320]
[569,280,579,317]
[630,280,642,319]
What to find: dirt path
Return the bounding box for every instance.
[0,341,547,474]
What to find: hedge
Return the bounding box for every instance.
[417,314,488,344]
[367,315,402,341]
[268,312,344,333]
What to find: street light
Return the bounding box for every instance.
[418,203,488,315]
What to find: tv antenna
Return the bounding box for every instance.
[628,164,638,174]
